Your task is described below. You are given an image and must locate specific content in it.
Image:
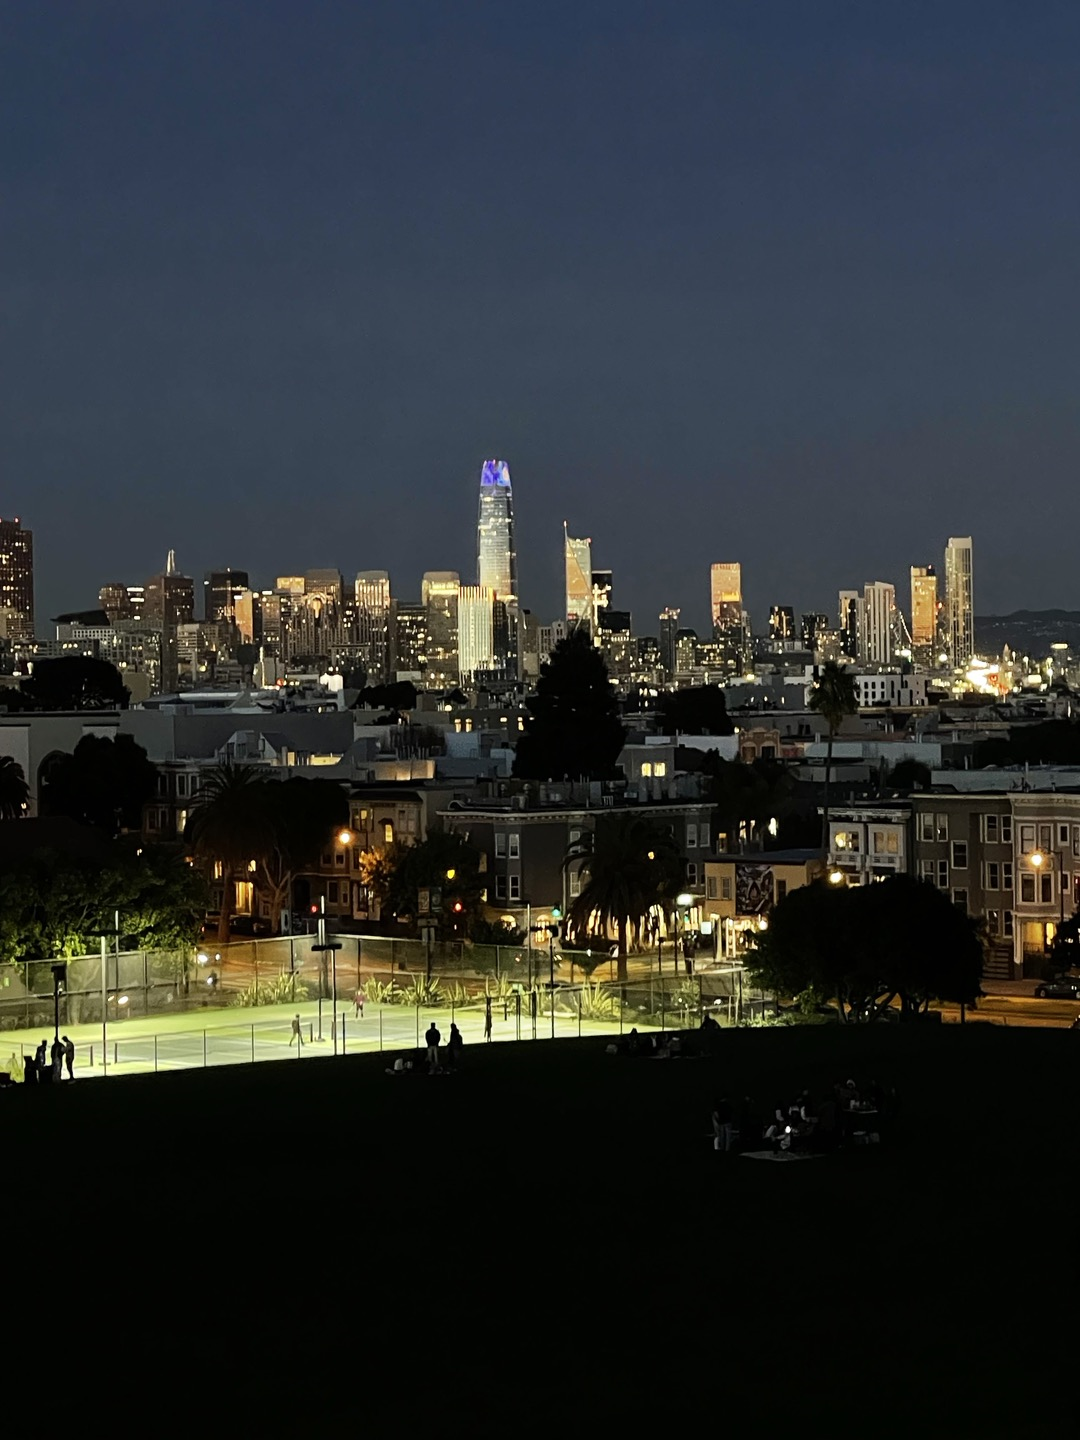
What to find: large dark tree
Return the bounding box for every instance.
[20,656,130,710]
[185,765,272,943]
[513,631,626,781]
[253,777,349,931]
[703,755,796,851]
[748,874,983,1021]
[658,685,734,736]
[808,661,859,851]
[0,755,29,819]
[40,734,158,838]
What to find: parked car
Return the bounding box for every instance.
[1034,975,1080,1000]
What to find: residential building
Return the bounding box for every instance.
[827,804,912,886]
[394,602,427,678]
[838,590,861,660]
[769,606,795,645]
[800,612,829,653]
[704,851,824,958]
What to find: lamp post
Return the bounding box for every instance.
[675,891,693,974]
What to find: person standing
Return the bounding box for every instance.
[425,1020,441,1072]
[50,1037,64,1083]
[35,1038,47,1072]
[289,1014,305,1047]
[447,1022,463,1070]
[712,1097,734,1152]
[354,988,366,1019]
[483,996,493,1043]
[62,1035,75,1081]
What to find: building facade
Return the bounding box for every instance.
[476,459,518,672]
[0,517,34,644]
[945,536,974,669]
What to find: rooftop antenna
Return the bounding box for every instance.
[166,548,177,575]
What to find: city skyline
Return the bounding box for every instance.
[6,6,1080,630]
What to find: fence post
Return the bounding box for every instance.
[341,1014,346,1055]
[379,1007,383,1051]
[415,1005,420,1051]
[88,1043,92,1069]
[578,988,582,1038]
[154,1034,158,1074]
[113,1041,118,1066]
[251,1024,256,1063]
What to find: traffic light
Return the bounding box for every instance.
[452,900,464,914]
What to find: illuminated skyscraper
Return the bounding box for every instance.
[422,571,460,686]
[710,563,742,631]
[458,585,495,680]
[564,526,592,629]
[354,571,392,683]
[910,565,938,650]
[769,606,795,645]
[476,459,518,670]
[659,607,680,677]
[863,581,895,664]
[945,537,974,669]
[838,590,861,660]
[800,612,829,652]
[204,568,249,624]
[0,518,33,644]
[145,550,195,691]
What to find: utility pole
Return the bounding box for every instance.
[311,895,342,1053]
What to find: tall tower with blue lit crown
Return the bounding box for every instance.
[476,459,518,673]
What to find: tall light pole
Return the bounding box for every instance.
[675,891,693,974]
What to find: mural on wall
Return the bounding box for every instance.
[735,862,773,916]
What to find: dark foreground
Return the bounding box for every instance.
[8,1023,1074,1431]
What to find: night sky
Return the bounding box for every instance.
[4,2,1080,632]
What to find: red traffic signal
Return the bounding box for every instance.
[452,901,464,914]
[310,904,318,914]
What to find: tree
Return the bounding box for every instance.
[19,656,130,710]
[39,734,158,837]
[253,777,349,931]
[703,755,796,850]
[0,843,208,963]
[513,631,626,781]
[658,685,734,736]
[567,815,682,981]
[1049,908,1080,976]
[0,755,29,819]
[747,875,983,1021]
[380,830,487,938]
[808,662,859,851]
[185,765,272,944]
[888,759,932,793]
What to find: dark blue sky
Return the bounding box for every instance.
[4,1,1080,631]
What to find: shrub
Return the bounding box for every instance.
[230,974,310,1008]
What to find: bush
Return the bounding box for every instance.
[230,974,310,1008]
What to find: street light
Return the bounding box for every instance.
[337,829,353,846]
[829,870,845,886]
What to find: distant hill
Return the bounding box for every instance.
[975,610,1080,656]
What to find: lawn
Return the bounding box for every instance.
[7,1022,1073,1431]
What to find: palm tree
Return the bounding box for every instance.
[185,765,271,943]
[567,816,682,981]
[808,661,859,853]
[0,755,30,819]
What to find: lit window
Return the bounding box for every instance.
[641,762,652,778]
[383,822,394,845]
[653,762,667,777]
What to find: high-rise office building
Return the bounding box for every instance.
[458,585,495,680]
[769,606,795,645]
[800,612,829,652]
[394,602,427,677]
[710,563,742,631]
[144,551,195,692]
[945,537,974,669]
[422,571,460,686]
[354,571,392,684]
[591,569,613,629]
[477,459,518,670]
[710,562,746,671]
[204,568,249,624]
[98,583,145,624]
[0,517,34,643]
[564,526,592,629]
[659,607,680,677]
[862,581,895,665]
[838,590,861,660]
[304,569,344,605]
[909,565,938,653]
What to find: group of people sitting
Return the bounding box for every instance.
[712,1078,893,1154]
